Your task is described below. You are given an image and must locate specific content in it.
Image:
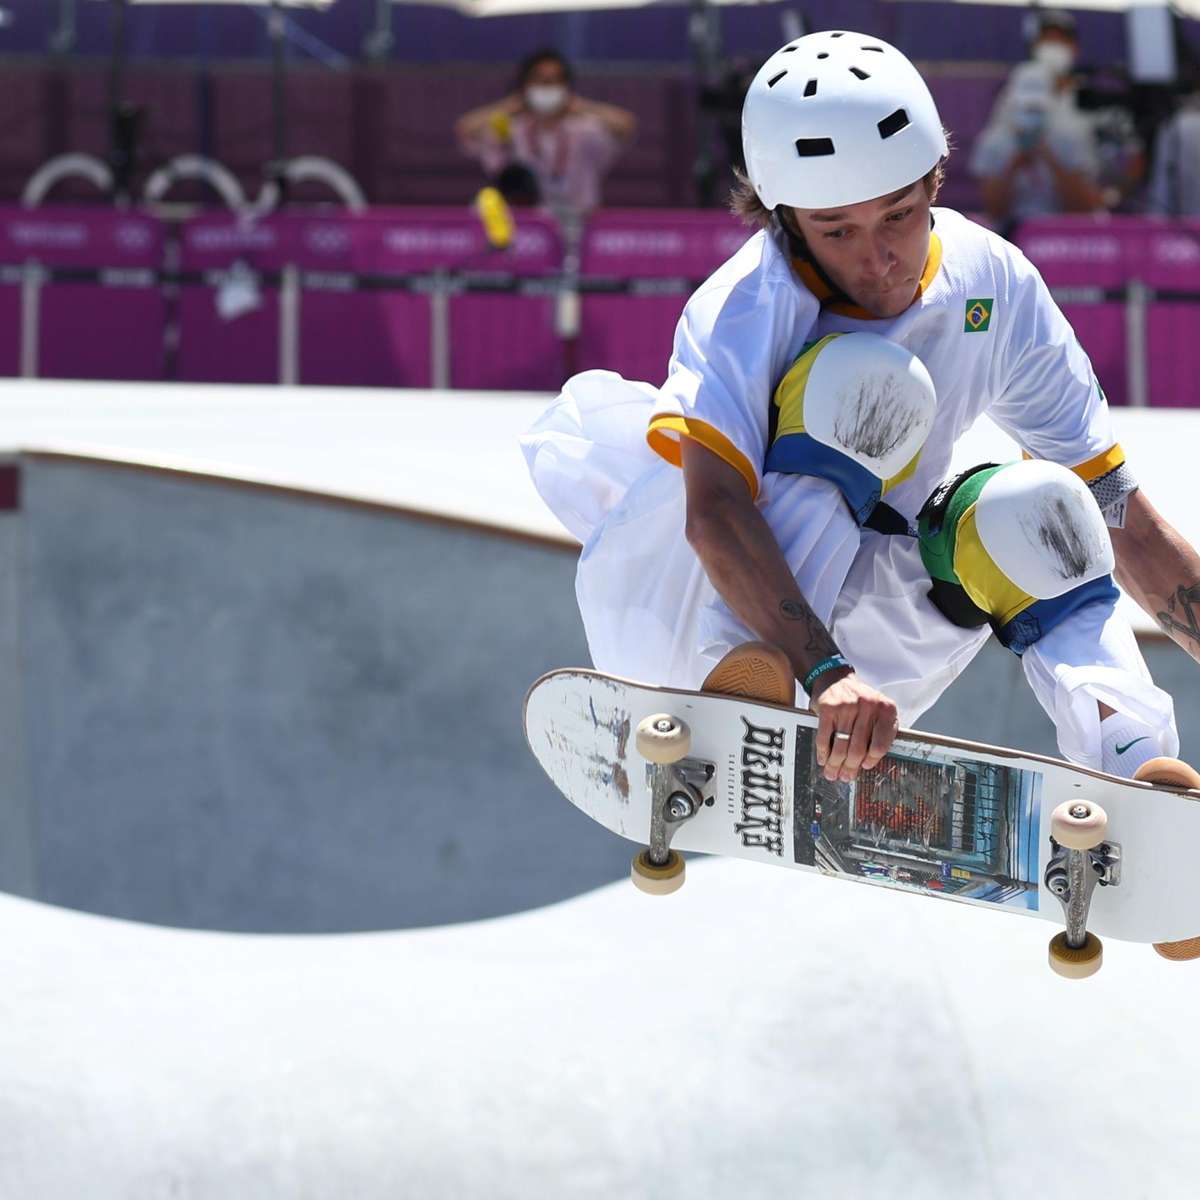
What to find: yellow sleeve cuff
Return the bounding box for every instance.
[1022,443,1125,482]
[646,414,759,501]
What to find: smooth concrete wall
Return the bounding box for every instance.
[0,491,33,900]
[5,457,631,933]
[1,456,1195,935]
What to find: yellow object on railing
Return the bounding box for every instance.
[475,185,514,251]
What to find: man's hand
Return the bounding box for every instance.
[811,670,899,782]
[678,438,902,779]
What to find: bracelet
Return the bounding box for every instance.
[802,654,851,695]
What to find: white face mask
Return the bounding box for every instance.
[1033,40,1074,77]
[525,84,568,116]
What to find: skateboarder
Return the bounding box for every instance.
[521,34,1200,889]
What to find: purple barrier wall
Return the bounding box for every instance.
[577,209,748,384]
[177,214,288,384]
[177,208,563,389]
[1018,218,1200,408]
[354,207,563,390]
[1016,219,1130,406]
[0,206,165,381]
[0,204,1194,402]
[1139,222,1200,410]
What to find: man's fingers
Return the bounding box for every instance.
[861,709,900,771]
[823,724,855,779]
[814,683,899,780]
[815,704,838,766]
[838,717,875,781]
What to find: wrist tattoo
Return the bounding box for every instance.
[1158,582,1200,649]
[779,597,838,658]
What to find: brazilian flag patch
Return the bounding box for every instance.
[964,298,993,333]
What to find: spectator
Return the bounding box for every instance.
[969,10,1105,232]
[1146,92,1200,215]
[455,49,637,234]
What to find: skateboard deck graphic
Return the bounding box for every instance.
[525,669,1200,950]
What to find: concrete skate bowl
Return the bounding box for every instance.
[0,452,634,933]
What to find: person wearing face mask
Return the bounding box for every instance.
[454,49,637,230]
[969,9,1106,233]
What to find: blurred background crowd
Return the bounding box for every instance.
[0,0,1196,404]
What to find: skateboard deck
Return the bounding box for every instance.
[524,668,1200,952]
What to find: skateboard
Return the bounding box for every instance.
[524,667,1200,978]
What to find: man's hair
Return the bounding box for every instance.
[729,157,948,238]
[516,48,574,90]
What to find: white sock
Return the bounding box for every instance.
[1099,712,1165,778]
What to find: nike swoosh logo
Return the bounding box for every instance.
[1116,737,1150,755]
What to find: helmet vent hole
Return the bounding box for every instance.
[794,137,835,158]
[767,70,788,88]
[878,108,911,139]
[804,78,818,97]
[830,31,845,37]
[782,43,798,52]
[817,52,829,60]
[862,45,884,52]
[849,67,870,80]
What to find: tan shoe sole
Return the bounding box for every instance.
[701,641,795,707]
[1134,759,1200,960]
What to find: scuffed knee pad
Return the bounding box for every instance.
[919,459,1118,653]
[766,332,936,525]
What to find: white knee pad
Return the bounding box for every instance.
[973,459,1113,600]
[767,332,936,524]
[919,459,1118,654]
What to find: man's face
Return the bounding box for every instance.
[789,181,932,319]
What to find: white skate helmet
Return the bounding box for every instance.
[742,31,948,211]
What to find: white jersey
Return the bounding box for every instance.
[648,206,1127,517]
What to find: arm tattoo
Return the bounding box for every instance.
[1157,582,1200,649]
[780,597,840,659]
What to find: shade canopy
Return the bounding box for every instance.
[394,0,1199,21]
[104,1,336,8]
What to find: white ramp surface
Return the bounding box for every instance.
[4,859,1200,1199]
[0,382,1198,1195]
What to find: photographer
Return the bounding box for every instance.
[1147,91,1200,215]
[969,10,1105,233]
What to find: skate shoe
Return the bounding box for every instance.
[701,641,795,706]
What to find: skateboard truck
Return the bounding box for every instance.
[1045,800,1119,979]
[630,714,713,895]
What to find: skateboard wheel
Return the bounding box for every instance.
[635,714,691,764]
[631,849,685,895]
[1048,931,1103,979]
[1050,799,1108,850]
